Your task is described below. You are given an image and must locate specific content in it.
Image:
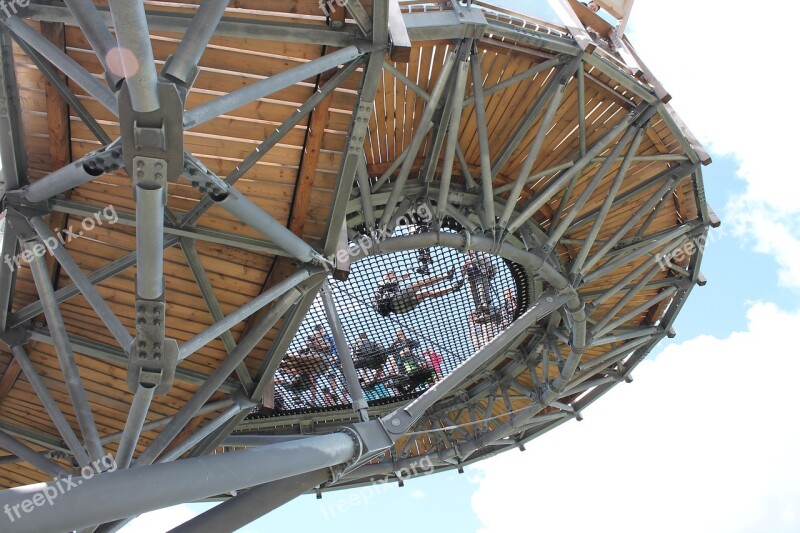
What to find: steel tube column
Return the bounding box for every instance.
[0,434,357,533]
[162,0,229,87]
[436,53,470,222]
[169,470,329,533]
[135,186,165,300]
[115,385,155,469]
[25,242,105,463]
[136,289,302,466]
[379,51,456,230]
[108,0,160,112]
[25,140,122,203]
[470,49,496,232]
[320,281,369,421]
[64,0,124,88]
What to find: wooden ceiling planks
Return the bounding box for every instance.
[0,1,707,485]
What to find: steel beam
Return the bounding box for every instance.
[47,198,286,257]
[323,1,387,254]
[470,48,496,232]
[22,2,361,47]
[24,141,121,204]
[184,46,364,129]
[179,266,318,360]
[436,52,470,222]
[108,0,159,112]
[136,288,301,466]
[0,434,358,533]
[162,0,229,88]
[498,59,578,232]
[28,326,239,393]
[8,30,111,144]
[0,219,19,332]
[170,470,328,533]
[569,109,654,274]
[10,344,91,467]
[26,241,105,463]
[506,103,648,236]
[28,216,133,351]
[378,50,456,231]
[64,0,123,88]
[2,15,117,114]
[9,236,179,328]
[0,29,28,193]
[181,60,361,228]
[183,156,323,264]
[180,238,251,388]
[157,403,244,463]
[544,123,640,252]
[114,385,154,469]
[382,289,571,436]
[355,158,376,230]
[491,58,577,182]
[567,161,698,233]
[320,281,368,421]
[577,172,692,277]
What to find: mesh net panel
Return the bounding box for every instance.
[268,225,530,415]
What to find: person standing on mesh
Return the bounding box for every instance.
[372,267,462,316]
[307,324,343,406]
[461,250,496,322]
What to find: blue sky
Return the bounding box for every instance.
[121,1,800,531]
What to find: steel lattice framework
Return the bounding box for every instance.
[0,1,717,531]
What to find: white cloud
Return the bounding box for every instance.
[409,489,427,500]
[471,302,800,532]
[121,505,201,533]
[627,0,800,287]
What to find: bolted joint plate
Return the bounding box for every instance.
[128,299,178,395]
[118,81,184,182]
[347,102,374,155]
[132,156,168,191]
[183,158,230,200]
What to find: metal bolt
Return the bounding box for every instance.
[391,419,400,427]
[546,296,553,303]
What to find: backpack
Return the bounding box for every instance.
[352,339,388,369]
[372,281,398,317]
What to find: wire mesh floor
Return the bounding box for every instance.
[265,226,531,415]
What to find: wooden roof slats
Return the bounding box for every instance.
[0,1,712,488]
